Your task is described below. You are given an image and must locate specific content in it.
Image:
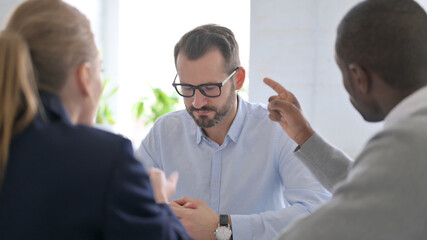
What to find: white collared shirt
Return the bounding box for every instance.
[384,85,427,128]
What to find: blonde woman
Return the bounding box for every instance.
[0,0,190,239]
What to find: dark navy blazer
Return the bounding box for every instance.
[0,91,191,240]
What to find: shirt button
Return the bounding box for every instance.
[213,182,218,187]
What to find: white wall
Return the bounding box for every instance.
[249,0,382,158]
[0,0,25,29]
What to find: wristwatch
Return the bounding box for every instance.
[214,215,232,240]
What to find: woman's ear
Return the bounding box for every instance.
[75,62,92,97]
[348,63,371,94]
[235,67,245,90]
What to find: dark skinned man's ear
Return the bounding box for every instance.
[348,63,371,94]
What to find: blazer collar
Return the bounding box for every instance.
[39,90,72,125]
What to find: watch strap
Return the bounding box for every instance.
[219,215,229,226]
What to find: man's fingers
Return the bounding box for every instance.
[173,196,196,206]
[267,103,282,122]
[169,201,183,208]
[264,78,302,109]
[268,99,296,114]
[183,202,197,209]
[264,77,289,99]
[268,95,281,103]
[267,100,295,124]
[170,204,188,218]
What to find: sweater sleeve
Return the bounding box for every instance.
[294,132,353,191]
[278,120,427,240]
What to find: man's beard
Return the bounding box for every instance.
[186,87,236,128]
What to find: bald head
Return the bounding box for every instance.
[336,0,427,91]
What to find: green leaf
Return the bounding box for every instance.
[132,101,146,120]
[95,78,119,125]
[133,84,179,125]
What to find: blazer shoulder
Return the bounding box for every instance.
[73,124,133,150]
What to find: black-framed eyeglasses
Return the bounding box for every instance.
[172,67,239,98]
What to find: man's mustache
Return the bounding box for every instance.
[190,106,217,112]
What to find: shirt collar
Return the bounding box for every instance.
[195,95,246,145]
[227,95,245,143]
[384,85,427,128]
[195,122,205,145]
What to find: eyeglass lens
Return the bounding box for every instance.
[176,84,221,97]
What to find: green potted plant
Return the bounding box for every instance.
[132,86,179,125]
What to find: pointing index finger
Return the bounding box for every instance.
[263,77,288,99]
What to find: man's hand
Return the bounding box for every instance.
[170,197,218,240]
[148,168,179,204]
[263,77,314,146]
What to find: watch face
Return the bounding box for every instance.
[215,226,232,240]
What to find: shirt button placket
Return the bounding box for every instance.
[210,150,222,213]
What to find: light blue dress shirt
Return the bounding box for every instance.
[135,96,330,240]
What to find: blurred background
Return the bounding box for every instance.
[2,0,426,158]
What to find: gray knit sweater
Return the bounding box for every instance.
[277,107,427,240]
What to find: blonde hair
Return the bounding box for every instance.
[0,0,97,187]
[0,32,37,187]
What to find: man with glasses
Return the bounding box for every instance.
[135,24,329,240]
